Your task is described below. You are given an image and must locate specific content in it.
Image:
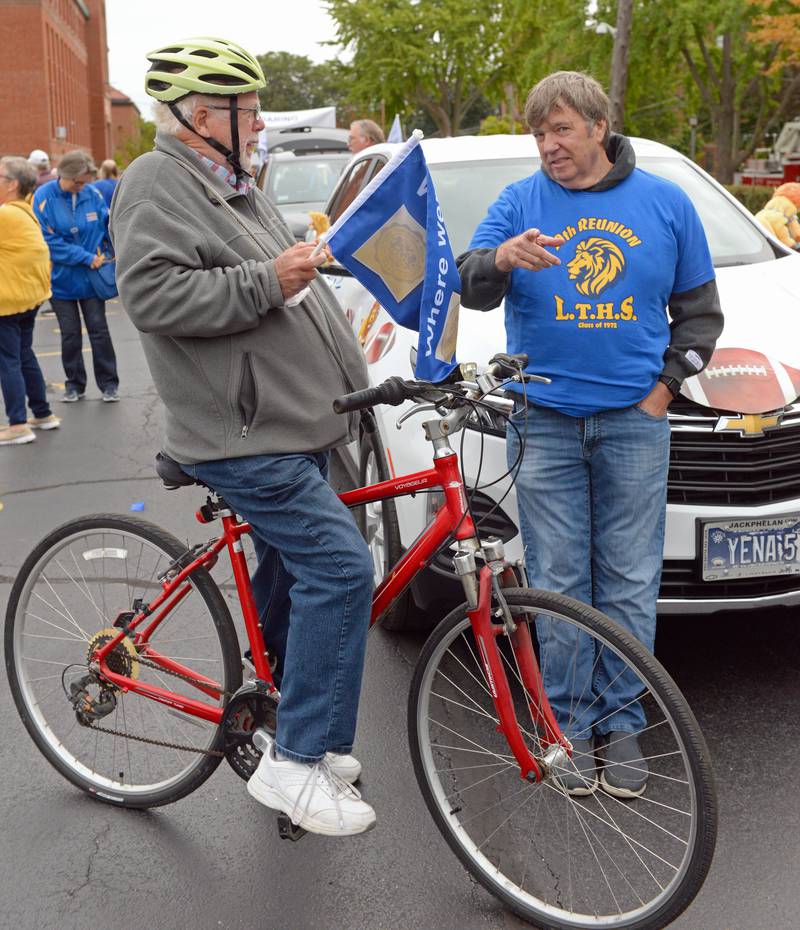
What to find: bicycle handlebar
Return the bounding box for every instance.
[332,377,413,414]
[332,354,533,415]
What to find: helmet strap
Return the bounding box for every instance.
[168,100,248,184]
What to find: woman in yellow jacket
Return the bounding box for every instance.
[0,156,60,445]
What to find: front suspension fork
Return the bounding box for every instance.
[466,564,569,782]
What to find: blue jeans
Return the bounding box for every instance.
[182,452,374,763]
[0,307,51,426]
[50,297,118,394]
[506,402,670,738]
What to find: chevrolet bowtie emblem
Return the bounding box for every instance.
[714,412,784,436]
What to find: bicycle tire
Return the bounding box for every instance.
[5,514,242,809]
[408,587,717,930]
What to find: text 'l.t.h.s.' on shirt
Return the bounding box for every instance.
[468,167,716,417]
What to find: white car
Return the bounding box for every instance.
[320,134,800,629]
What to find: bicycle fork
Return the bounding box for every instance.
[454,542,571,784]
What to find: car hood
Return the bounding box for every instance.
[713,255,800,367]
[455,252,800,410]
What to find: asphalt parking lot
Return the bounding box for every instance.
[1,304,799,929]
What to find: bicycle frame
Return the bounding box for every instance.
[92,448,565,782]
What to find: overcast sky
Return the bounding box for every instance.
[106,0,340,117]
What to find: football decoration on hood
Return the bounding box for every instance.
[681,348,800,414]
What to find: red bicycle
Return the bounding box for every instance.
[4,355,716,930]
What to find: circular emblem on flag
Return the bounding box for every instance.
[353,204,426,302]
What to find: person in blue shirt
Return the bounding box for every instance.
[458,71,723,799]
[92,159,119,209]
[33,150,120,403]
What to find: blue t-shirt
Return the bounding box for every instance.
[469,168,715,416]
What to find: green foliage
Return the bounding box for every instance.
[633,0,800,180]
[478,115,526,135]
[255,52,354,116]
[114,118,156,168]
[325,0,515,136]
[724,183,777,214]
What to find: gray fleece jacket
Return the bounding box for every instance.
[456,134,723,390]
[110,133,368,465]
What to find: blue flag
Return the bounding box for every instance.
[325,131,460,382]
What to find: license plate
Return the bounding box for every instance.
[701,515,800,581]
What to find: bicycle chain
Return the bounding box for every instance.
[83,650,236,758]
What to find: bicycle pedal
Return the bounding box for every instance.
[276,813,307,842]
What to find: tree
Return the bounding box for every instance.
[255,52,354,116]
[115,118,156,168]
[644,0,800,182]
[325,0,515,136]
[608,0,634,132]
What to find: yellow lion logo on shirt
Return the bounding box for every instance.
[567,237,625,296]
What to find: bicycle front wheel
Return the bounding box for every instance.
[409,588,716,930]
[5,514,242,808]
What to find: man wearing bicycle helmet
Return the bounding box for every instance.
[110,37,376,836]
[458,71,723,799]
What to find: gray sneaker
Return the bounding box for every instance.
[61,389,82,403]
[600,732,649,798]
[553,738,597,796]
[101,389,120,403]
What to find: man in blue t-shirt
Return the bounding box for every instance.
[458,71,723,799]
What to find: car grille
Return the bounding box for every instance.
[667,400,800,506]
[659,559,800,600]
[465,396,800,508]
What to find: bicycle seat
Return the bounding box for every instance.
[155,451,201,489]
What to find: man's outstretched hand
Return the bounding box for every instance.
[495,228,565,273]
[274,242,330,299]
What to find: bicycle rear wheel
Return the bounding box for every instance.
[5,514,242,808]
[408,588,716,930]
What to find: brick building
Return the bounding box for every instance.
[0,0,112,162]
[109,85,141,157]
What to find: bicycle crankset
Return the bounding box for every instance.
[221,682,279,780]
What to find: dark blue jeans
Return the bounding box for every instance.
[182,451,374,763]
[507,402,670,739]
[50,297,118,394]
[0,307,51,425]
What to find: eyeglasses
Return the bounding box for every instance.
[206,103,262,123]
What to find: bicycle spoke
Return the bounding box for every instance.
[411,594,715,927]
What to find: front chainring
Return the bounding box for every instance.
[221,682,279,780]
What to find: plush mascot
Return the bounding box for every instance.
[755,182,800,248]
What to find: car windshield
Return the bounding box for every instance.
[269,157,347,206]
[428,155,774,265]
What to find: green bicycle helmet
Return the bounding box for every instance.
[145,36,266,102]
[145,37,266,180]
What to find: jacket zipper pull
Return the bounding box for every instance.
[241,425,249,440]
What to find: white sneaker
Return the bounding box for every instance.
[0,424,35,445]
[325,752,362,784]
[247,744,376,836]
[27,414,61,430]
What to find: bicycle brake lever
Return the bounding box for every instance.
[514,373,552,385]
[395,403,438,429]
